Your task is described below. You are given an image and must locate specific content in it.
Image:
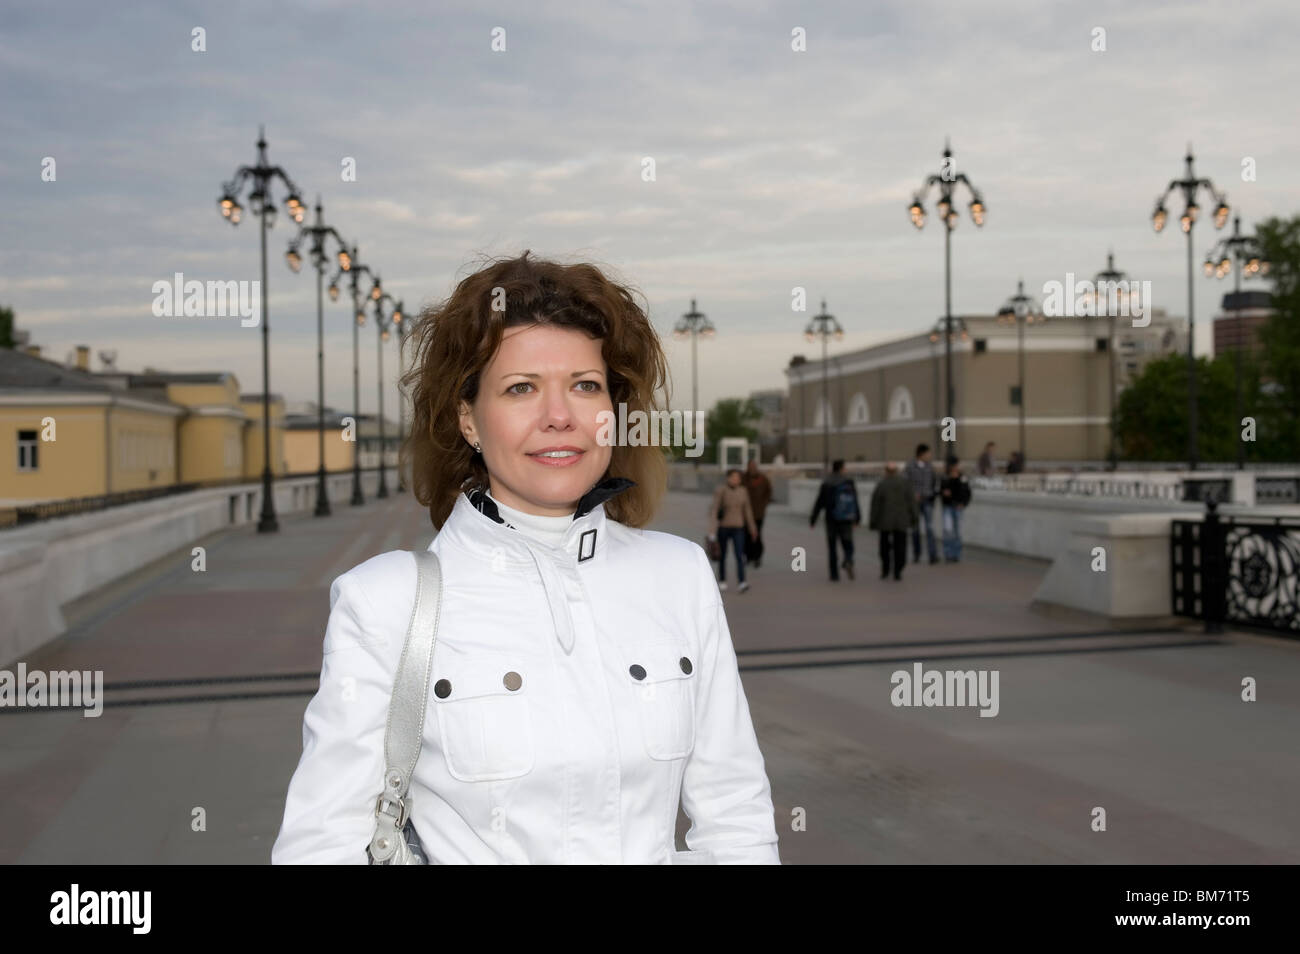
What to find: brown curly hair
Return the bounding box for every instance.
[400,250,671,530]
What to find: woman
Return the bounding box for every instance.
[708,468,758,592]
[271,251,780,864]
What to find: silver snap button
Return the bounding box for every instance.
[503,671,522,691]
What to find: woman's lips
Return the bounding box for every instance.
[527,450,585,467]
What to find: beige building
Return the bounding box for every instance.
[0,347,182,505]
[283,404,357,475]
[0,345,296,506]
[786,310,1186,466]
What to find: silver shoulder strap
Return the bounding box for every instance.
[369,548,442,862]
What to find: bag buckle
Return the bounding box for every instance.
[375,793,408,829]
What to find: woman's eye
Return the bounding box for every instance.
[508,381,601,395]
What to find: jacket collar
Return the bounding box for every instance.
[464,475,636,524]
[439,475,637,568]
[436,475,637,656]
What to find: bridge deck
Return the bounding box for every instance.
[2,489,1296,863]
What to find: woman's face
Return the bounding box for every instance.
[459,324,614,517]
[727,471,741,487]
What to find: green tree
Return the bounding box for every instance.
[0,305,15,349]
[703,397,761,465]
[1115,354,1241,462]
[1254,214,1300,459]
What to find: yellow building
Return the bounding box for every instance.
[239,392,287,478]
[0,347,182,505]
[0,346,295,506]
[283,405,356,475]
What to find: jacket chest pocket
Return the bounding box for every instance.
[623,642,697,761]
[432,657,535,782]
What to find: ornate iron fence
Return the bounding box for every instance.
[1172,501,1300,635]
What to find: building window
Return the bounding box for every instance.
[887,386,914,422]
[847,392,869,425]
[974,338,987,353]
[1009,385,1022,406]
[17,429,39,471]
[1096,337,1108,352]
[813,396,834,428]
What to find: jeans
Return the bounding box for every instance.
[826,519,854,580]
[912,498,937,561]
[879,530,907,578]
[717,526,748,583]
[942,505,963,561]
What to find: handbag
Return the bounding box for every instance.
[367,548,443,865]
[705,534,721,560]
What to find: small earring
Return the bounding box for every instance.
[474,441,482,454]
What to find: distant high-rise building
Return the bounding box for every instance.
[1213,290,1273,358]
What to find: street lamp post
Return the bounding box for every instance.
[1205,214,1269,470]
[286,197,351,516]
[996,278,1042,466]
[1151,145,1230,471]
[217,126,306,533]
[909,140,986,461]
[329,244,375,506]
[928,316,968,457]
[366,280,403,499]
[1091,251,1130,470]
[671,299,715,468]
[804,298,844,473]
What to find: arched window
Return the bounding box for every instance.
[848,392,870,425]
[813,395,834,428]
[887,385,914,422]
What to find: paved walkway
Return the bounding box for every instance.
[2,487,1298,863]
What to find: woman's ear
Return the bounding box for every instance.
[457,400,474,442]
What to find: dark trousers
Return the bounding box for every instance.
[716,526,748,583]
[826,519,854,580]
[879,530,907,578]
[745,516,765,565]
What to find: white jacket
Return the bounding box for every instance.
[271,476,781,864]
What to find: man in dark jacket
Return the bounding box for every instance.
[743,458,774,568]
[809,459,860,581]
[869,461,919,580]
[903,443,938,565]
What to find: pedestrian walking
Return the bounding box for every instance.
[742,458,773,568]
[809,459,860,581]
[940,457,972,562]
[869,461,919,580]
[977,441,996,477]
[709,467,759,592]
[903,443,939,565]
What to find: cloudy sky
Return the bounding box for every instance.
[2,0,1298,419]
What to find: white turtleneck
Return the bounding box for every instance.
[487,491,575,549]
